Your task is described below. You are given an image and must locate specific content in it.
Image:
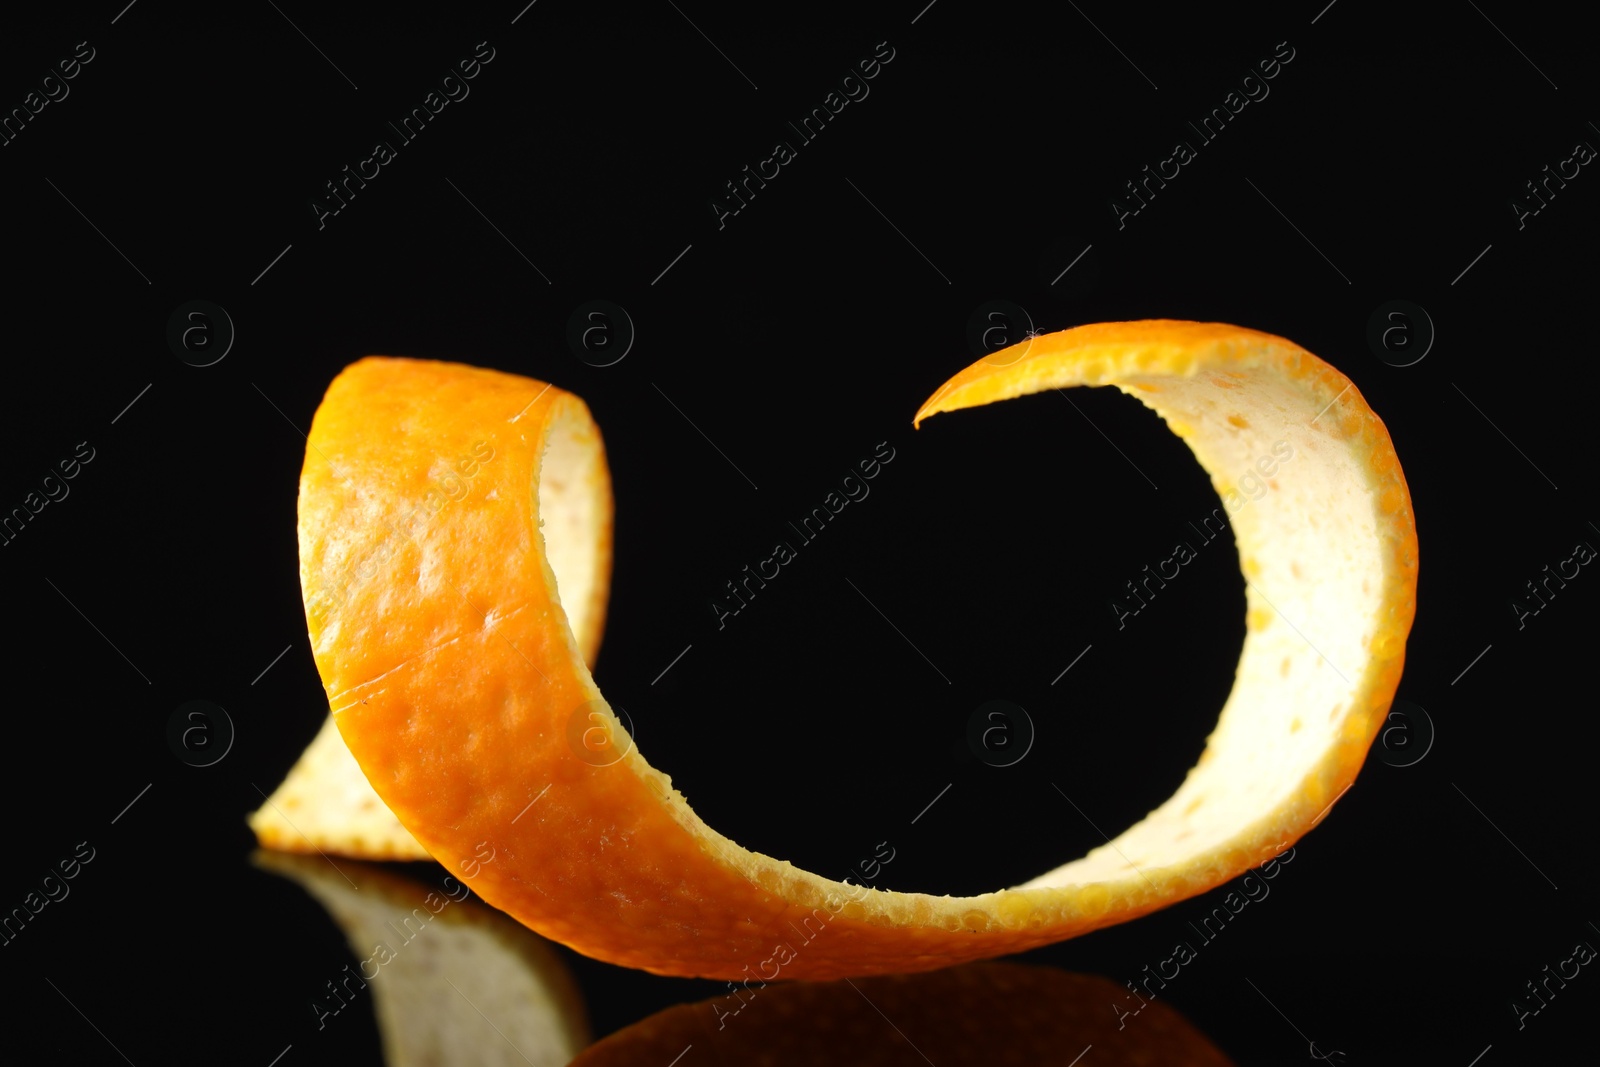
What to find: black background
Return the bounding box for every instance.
[2,1,1597,1063]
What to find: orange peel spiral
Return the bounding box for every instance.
[260,321,1416,980]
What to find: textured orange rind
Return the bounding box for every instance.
[294,323,1416,980]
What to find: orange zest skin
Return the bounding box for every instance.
[304,324,1416,980]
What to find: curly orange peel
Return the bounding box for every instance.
[267,321,1416,980]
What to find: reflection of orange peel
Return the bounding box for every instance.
[569,962,1234,1066]
[278,322,1416,980]
[253,851,590,1065]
